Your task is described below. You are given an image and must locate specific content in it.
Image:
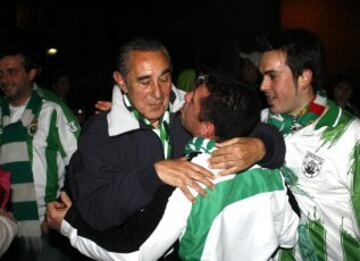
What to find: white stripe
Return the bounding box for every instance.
[21,109,35,127]
[11,183,37,202]
[333,107,342,127]
[0,142,29,164]
[2,115,10,127]
[18,220,41,238]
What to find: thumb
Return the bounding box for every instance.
[60,192,72,208]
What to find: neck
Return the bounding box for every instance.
[9,95,31,107]
[150,120,160,128]
[290,89,315,116]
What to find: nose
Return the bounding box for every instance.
[152,82,162,99]
[259,77,269,92]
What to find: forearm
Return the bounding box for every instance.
[251,122,285,169]
[62,186,176,258]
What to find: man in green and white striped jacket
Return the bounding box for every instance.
[0,44,79,260]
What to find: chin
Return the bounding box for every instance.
[269,106,282,114]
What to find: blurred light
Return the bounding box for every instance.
[47,48,58,55]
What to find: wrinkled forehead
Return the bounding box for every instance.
[127,50,170,74]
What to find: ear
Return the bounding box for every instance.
[28,68,38,82]
[200,122,215,139]
[298,69,313,90]
[113,71,128,93]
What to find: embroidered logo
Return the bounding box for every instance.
[302,151,324,178]
[27,118,38,136]
[68,121,78,133]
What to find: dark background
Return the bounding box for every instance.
[1,0,360,111]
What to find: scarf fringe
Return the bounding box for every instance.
[18,220,42,252]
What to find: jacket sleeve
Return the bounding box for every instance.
[56,102,80,166]
[68,116,164,231]
[250,122,286,169]
[61,186,182,260]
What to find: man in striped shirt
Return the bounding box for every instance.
[0,43,80,260]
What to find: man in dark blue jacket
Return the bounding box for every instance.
[63,38,285,231]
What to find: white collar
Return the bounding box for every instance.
[107,84,185,137]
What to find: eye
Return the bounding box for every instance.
[8,68,17,76]
[139,78,151,86]
[159,73,170,83]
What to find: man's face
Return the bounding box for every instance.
[259,50,302,115]
[117,50,172,126]
[0,54,35,106]
[181,84,210,137]
[334,82,352,105]
[54,76,71,97]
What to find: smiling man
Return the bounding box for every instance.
[0,44,80,260]
[259,29,360,260]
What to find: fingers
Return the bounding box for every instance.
[188,180,208,197]
[60,191,72,208]
[219,166,242,176]
[95,101,112,112]
[179,187,196,203]
[215,137,242,147]
[155,159,215,202]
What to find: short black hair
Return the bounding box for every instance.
[198,72,260,141]
[115,38,172,77]
[260,29,325,91]
[0,43,41,72]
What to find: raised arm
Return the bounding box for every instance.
[209,122,285,175]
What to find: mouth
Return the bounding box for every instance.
[265,94,276,106]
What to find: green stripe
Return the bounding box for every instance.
[308,220,326,260]
[1,122,28,143]
[39,88,80,138]
[319,105,353,148]
[11,201,39,220]
[351,141,360,233]
[179,168,284,260]
[278,249,296,261]
[341,229,360,260]
[2,162,34,183]
[45,111,59,202]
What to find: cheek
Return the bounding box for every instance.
[161,84,172,96]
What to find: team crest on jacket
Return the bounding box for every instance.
[302,151,324,178]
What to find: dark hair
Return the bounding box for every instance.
[115,38,172,77]
[260,29,325,91]
[198,72,260,141]
[0,43,41,72]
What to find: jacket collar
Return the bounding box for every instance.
[107,84,185,136]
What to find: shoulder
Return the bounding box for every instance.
[80,112,108,137]
[36,87,79,123]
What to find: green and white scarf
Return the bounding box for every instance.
[0,90,43,250]
[267,90,327,136]
[184,136,216,156]
[123,94,172,159]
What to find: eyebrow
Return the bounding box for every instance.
[262,69,278,75]
[136,68,171,82]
